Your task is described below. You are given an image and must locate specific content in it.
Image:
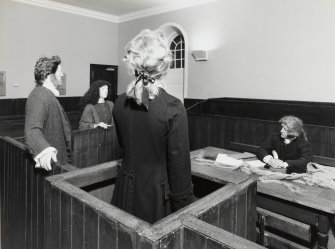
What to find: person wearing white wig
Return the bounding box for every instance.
[111,29,194,223]
[257,115,313,173]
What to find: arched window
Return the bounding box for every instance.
[170,35,185,69]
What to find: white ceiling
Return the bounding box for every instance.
[51,0,195,16]
[14,0,219,22]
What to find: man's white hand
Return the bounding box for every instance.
[38,150,57,171]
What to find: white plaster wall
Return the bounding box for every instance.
[118,0,335,102]
[0,0,119,98]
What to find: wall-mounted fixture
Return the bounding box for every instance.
[191,50,208,61]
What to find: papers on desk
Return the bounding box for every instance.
[213,153,265,170]
[245,160,266,168]
[229,152,255,160]
[215,154,243,169]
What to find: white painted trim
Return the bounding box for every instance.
[12,0,119,23]
[119,0,219,23]
[13,0,220,23]
[159,23,189,99]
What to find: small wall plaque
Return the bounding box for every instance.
[0,71,6,96]
[58,73,66,95]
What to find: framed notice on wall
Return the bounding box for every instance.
[0,71,6,96]
[58,73,66,95]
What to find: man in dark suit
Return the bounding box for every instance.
[25,55,72,171]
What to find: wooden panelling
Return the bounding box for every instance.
[188,97,335,127]
[262,231,309,249]
[187,98,335,157]
[1,119,262,249]
[0,97,80,118]
[183,227,207,249]
[257,207,311,243]
[159,230,181,249]
[0,97,81,137]
[60,192,72,249]
[183,217,264,249]
[184,98,205,111]
[99,214,117,249]
[188,113,335,160]
[84,205,99,249]
[187,98,335,248]
[188,98,335,157]
[198,182,257,242]
[43,158,261,249]
[72,127,122,168]
[0,136,76,249]
[71,197,84,249]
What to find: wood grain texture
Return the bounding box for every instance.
[187,98,335,160]
[0,136,77,249]
[1,135,261,249]
[257,207,311,243]
[72,127,122,168]
[43,156,259,249]
[183,217,265,249]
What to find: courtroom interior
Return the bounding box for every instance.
[1,0,335,248]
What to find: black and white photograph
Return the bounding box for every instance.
[1,0,335,248]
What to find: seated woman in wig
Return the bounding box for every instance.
[256,115,313,174]
[79,80,114,130]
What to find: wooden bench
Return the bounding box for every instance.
[257,208,311,249]
[226,143,335,248]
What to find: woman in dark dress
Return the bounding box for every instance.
[79,80,114,130]
[111,29,194,223]
[256,115,313,173]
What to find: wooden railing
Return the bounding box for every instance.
[0,136,77,249]
[1,134,264,249]
[72,126,122,168]
[44,159,262,249]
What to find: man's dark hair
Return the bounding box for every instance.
[34,55,61,85]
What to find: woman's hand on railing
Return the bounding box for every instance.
[94,122,108,129]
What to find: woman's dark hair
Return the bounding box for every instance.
[79,80,112,112]
[34,55,61,85]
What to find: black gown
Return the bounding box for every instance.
[111,88,194,223]
[256,133,313,173]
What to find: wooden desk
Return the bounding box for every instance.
[191,147,335,249]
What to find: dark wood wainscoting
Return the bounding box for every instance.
[0,97,82,137]
[0,96,81,118]
[72,127,122,168]
[186,98,335,161]
[0,136,75,249]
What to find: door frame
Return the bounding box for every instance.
[159,23,189,99]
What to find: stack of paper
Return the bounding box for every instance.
[246,160,266,168]
[215,154,243,169]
